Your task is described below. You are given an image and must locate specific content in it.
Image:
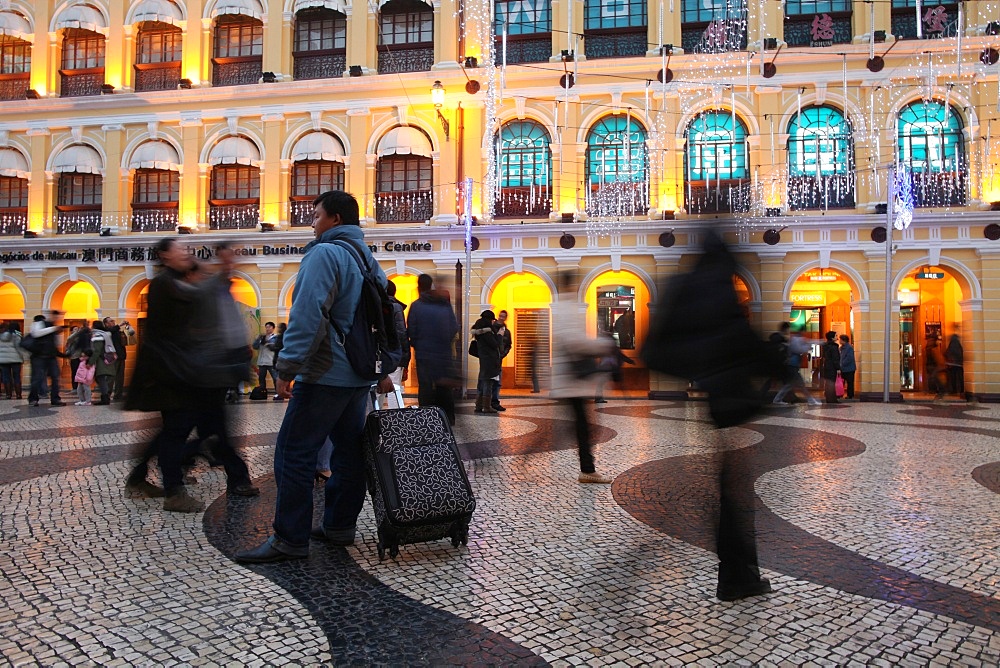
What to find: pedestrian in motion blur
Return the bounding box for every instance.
[642,228,773,602]
[551,272,617,484]
[27,311,67,407]
[772,324,821,406]
[407,273,460,425]
[125,238,258,511]
[236,190,387,563]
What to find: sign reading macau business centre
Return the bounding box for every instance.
[0,240,434,266]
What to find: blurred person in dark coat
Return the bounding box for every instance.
[27,311,67,407]
[643,228,773,602]
[125,238,258,511]
[407,274,459,425]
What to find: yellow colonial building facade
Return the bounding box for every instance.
[0,0,999,398]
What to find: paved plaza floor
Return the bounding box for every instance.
[1,394,998,666]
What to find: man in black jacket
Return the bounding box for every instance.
[102,316,130,401]
[27,311,66,407]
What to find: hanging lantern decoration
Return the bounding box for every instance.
[984,224,1000,241]
[866,55,885,73]
[467,236,480,251]
[871,226,887,243]
[658,231,676,248]
[559,73,575,89]
[559,232,576,249]
[762,229,781,245]
[981,48,999,66]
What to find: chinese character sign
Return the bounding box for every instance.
[923,6,949,34]
[810,14,835,42]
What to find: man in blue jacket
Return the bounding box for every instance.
[236,190,387,563]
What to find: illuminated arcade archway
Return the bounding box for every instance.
[0,281,26,325]
[896,264,966,393]
[52,280,101,328]
[787,267,857,389]
[488,271,553,388]
[583,269,651,391]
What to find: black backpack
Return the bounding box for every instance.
[328,240,402,380]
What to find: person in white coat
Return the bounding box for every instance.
[550,273,617,483]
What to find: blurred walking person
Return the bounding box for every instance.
[27,312,67,407]
[643,229,773,602]
[772,325,820,406]
[551,272,617,483]
[407,274,459,425]
[125,238,257,511]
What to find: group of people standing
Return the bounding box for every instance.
[0,314,131,407]
[470,309,511,414]
[769,323,856,405]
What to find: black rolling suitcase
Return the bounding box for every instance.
[362,406,476,560]
[249,386,268,400]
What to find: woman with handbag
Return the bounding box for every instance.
[821,331,841,404]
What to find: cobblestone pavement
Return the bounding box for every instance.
[1,396,998,666]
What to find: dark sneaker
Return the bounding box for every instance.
[717,578,772,602]
[234,536,308,563]
[51,401,67,407]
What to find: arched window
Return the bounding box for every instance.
[56,173,103,233]
[681,0,747,53]
[495,120,551,218]
[375,126,433,223]
[132,169,179,231]
[293,8,346,80]
[61,29,106,97]
[585,115,649,217]
[898,100,966,207]
[134,22,182,91]
[289,132,347,226]
[494,0,551,64]
[787,105,855,210]
[212,15,263,86]
[377,0,433,74]
[583,0,647,58]
[684,110,750,214]
[0,35,31,101]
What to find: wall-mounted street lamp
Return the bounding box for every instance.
[431,80,450,141]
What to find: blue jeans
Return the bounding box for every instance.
[28,357,62,404]
[272,382,370,549]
